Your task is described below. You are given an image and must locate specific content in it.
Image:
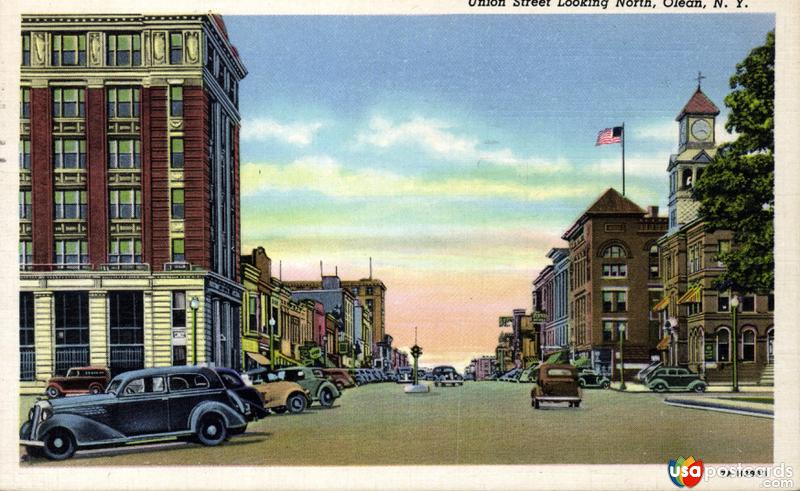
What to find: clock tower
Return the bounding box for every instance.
[667,83,720,233]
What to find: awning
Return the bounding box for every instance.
[273,351,300,367]
[246,351,270,366]
[678,284,702,304]
[656,335,671,351]
[651,295,670,312]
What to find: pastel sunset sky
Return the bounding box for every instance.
[226,14,774,369]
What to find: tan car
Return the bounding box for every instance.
[245,368,311,414]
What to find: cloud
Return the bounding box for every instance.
[241,118,324,146]
[582,153,669,178]
[633,120,677,143]
[356,116,565,173]
[240,157,595,202]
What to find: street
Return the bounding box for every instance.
[20,381,773,466]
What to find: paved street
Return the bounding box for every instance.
[20,382,772,466]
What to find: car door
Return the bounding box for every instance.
[113,376,170,436]
[167,373,220,432]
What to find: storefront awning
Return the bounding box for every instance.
[246,351,270,366]
[677,284,702,304]
[273,352,300,367]
[651,295,670,312]
[656,335,671,351]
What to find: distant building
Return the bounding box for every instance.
[561,188,667,378]
[472,356,496,380]
[533,248,571,362]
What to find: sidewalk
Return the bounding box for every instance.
[663,395,774,419]
[609,382,774,393]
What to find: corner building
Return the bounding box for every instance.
[19,14,246,393]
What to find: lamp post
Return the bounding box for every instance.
[268,317,276,368]
[730,295,740,392]
[190,296,199,365]
[618,323,626,391]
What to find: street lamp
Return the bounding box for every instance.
[268,317,276,368]
[730,295,740,392]
[189,296,200,365]
[618,323,627,390]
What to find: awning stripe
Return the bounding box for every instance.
[246,351,270,366]
[652,295,670,312]
[678,285,702,304]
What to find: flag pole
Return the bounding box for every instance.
[621,122,626,196]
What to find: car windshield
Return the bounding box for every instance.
[106,379,122,395]
[547,368,574,377]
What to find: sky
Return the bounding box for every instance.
[224,14,774,369]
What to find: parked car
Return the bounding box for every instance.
[385,370,398,382]
[371,370,386,382]
[349,369,368,385]
[246,367,312,414]
[636,361,662,381]
[432,366,463,387]
[322,368,357,390]
[272,367,341,407]
[213,368,270,422]
[577,369,610,389]
[531,364,582,409]
[396,371,413,384]
[518,366,538,383]
[45,367,111,398]
[20,366,249,460]
[645,367,707,393]
[499,368,521,382]
[464,373,475,381]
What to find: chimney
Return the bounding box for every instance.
[647,205,659,218]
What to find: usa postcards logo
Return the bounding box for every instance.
[668,456,705,488]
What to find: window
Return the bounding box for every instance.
[106,34,141,66]
[602,245,626,258]
[768,294,774,312]
[21,33,31,66]
[171,188,184,219]
[108,238,142,263]
[649,244,659,279]
[108,139,141,168]
[172,292,186,327]
[602,264,627,278]
[170,86,183,117]
[602,321,613,342]
[741,295,756,312]
[123,377,164,395]
[54,139,87,169]
[20,292,35,381]
[19,140,31,169]
[54,292,89,351]
[716,240,731,261]
[170,138,184,168]
[19,191,32,220]
[20,87,30,118]
[172,238,185,262]
[169,374,210,391]
[169,32,183,64]
[670,209,677,229]
[602,320,627,341]
[351,287,359,295]
[717,295,729,312]
[366,287,374,295]
[109,189,141,219]
[107,87,140,118]
[741,329,756,362]
[602,290,627,313]
[366,299,374,311]
[52,34,86,66]
[109,291,144,344]
[55,240,88,265]
[54,190,87,219]
[248,294,259,333]
[19,241,32,267]
[716,328,730,362]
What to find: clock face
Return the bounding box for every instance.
[691,119,711,141]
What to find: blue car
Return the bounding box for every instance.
[20,366,251,460]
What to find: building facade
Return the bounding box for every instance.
[654,87,773,385]
[533,248,571,362]
[19,14,246,393]
[562,189,667,377]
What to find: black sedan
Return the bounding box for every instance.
[577,369,611,389]
[20,366,250,460]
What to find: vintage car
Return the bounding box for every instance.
[432,366,464,387]
[45,367,111,398]
[20,366,249,460]
[213,368,270,422]
[322,368,357,390]
[498,368,521,382]
[518,366,539,384]
[271,367,341,407]
[246,367,312,414]
[531,364,582,409]
[577,369,611,389]
[395,371,413,384]
[645,367,707,393]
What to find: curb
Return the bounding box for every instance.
[663,397,774,419]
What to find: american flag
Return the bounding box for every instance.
[596,126,623,146]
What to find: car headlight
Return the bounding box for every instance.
[40,408,52,421]
[28,408,34,422]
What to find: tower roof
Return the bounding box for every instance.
[561,188,646,240]
[676,88,721,120]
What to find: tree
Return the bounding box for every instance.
[695,30,774,293]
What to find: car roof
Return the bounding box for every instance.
[110,365,215,384]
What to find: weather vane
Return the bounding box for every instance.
[696,71,706,89]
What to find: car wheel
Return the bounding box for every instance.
[196,413,227,446]
[319,388,335,407]
[578,379,586,388]
[653,382,668,393]
[89,385,103,395]
[533,399,540,410]
[19,421,32,440]
[46,386,61,399]
[694,384,707,393]
[41,428,76,460]
[286,393,307,414]
[601,381,610,389]
[575,401,581,408]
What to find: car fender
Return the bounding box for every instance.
[37,413,125,446]
[647,378,669,389]
[45,382,65,393]
[189,401,247,432]
[687,380,706,390]
[317,381,340,399]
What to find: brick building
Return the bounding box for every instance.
[18,14,246,392]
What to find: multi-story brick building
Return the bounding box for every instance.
[654,87,773,385]
[533,247,571,361]
[18,14,246,392]
[562,189,667,377]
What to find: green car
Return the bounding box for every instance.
[273,367,341,407]
[645,367,707,393]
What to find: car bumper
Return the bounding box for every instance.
[534,396,581,402]
[19,439,44,447]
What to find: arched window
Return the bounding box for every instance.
[649,244,659,279]
[716,327,730,362]
[602,245,627,258]
[682,168,693,188]
[742,328,756,362]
